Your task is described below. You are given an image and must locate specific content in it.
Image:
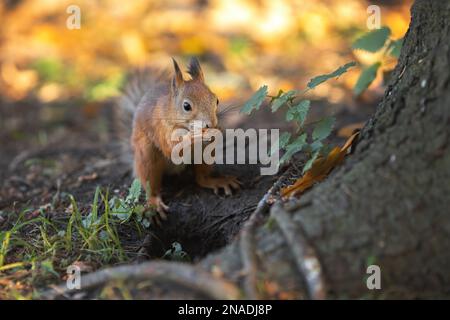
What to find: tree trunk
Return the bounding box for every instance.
[221,0,450,299]
[44,0,450,299]
[215,0,450,299]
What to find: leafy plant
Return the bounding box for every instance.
[352,26,403,96]
[240,62,356,171]
[108,179,154,228]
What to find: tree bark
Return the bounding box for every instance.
[224,0,450,298]
[44,0,450,299]
[218,0,450,299]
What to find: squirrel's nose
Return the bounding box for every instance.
[203,120,212,129]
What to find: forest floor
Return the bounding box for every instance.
[0,95,375,299]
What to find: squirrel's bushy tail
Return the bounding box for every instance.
[115,67,169,165]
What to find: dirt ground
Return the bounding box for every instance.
[0,94,376,297]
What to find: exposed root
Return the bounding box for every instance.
[271,203,326,300]
[239,165,299,299]
[40,261,241,300]
[239,211,262,299]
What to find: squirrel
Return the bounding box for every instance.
[117,57,240,223]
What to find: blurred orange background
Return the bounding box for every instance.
[0,0,412,107]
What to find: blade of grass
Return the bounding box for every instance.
[0,261,29,272]
[0,231,11,267]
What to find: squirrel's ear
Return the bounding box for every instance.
[187,57,204,82]
[171,58,184,91]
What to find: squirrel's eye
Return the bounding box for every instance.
[216,98,219,105]
[183,101,192,112]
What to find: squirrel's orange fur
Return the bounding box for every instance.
[121,58,240,222]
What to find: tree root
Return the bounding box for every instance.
[40,261,241,300]
[239,165,299,299]
[270,203,326,299]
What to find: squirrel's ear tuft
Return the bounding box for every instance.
[171,58,184,91]
[187,57,204,82]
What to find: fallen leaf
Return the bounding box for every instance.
[337,122,365,138]
[281,132,359,198]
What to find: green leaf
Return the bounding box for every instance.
[142,218,151,228]
[388,38,403,58]
[279,132,291,149]
[280,133,307,164]
[99,230,109,241]
[134,204,145,215]
[354,62,381,96]
[303,150,320,174]
[286,100,310,124]
[352,27,391,53]
[163,242,191,262]
[270,132,291,157]
[240,85,268,115]
[309,140,323,152]
[271,90,297,112]
[81,213,100,229]
[111,202,132,221]
[126,179,142,204]
[307,62,356,89]
[312,116,335,141]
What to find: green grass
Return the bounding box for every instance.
[0,179,156,299]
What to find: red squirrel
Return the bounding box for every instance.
[118,57,240,222]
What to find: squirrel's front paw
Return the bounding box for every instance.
[147,196,169,227]
[197,175,241,196]
[182,130,212,144]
